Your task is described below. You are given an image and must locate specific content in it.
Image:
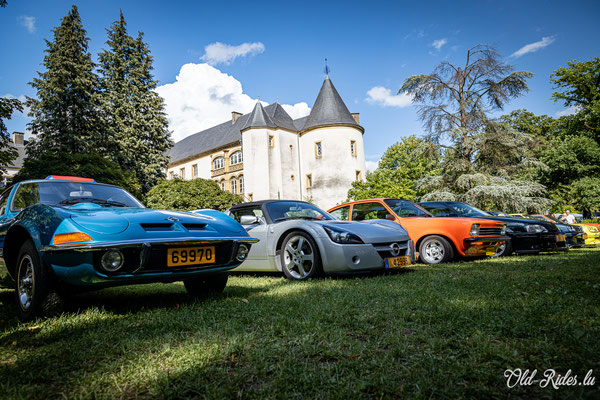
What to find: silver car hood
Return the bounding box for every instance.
[311,219,409,244]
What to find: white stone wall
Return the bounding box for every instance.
[299,126,366,210]
[166,154,211,180]
[241,128,272,200]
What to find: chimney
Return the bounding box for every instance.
[351,113,360,124]
[13,132,24,145]
[232,111,242,123]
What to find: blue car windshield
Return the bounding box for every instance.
[10,181,144,212]
[265,201,335,222]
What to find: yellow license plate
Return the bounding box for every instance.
[486,251,496,256]
[556,234,566,242]
[385,256,411,269]
[167,246,215,267]
[582,234,588,239]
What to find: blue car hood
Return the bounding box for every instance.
[54,206,247,238]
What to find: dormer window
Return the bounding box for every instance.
[213,156,224,170]
[230,151,243,165]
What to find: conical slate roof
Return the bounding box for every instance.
[265,102,297,132]
[241,101,277,131]
[301,76,362,132]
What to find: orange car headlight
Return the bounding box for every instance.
[52,232,93,246]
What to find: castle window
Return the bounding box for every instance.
[314,141,322,158]
[180,168,186,179]
[306,174,312,189]
[355,170,362,181]
[231,178,237,194]
[220,179,225,191]
[169,171,174,180]
[213,156,224,169]
[230,151,243,165]
[192,164,198,178]
[350,140,357,157]
[269,135,274,147]
[239,175,244,193]
[248,193,253,201]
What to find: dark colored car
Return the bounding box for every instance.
[486,211,511,217]
[529,215,586,248]
[0,176,258,320]
[418,201,568,256]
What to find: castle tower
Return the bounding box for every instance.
[298,76,366,208]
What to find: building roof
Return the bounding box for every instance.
[241,102,277,131]
[300,76,362,132]
[7,143,26,169]
[167,77,361,165]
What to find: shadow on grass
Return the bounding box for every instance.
[0,248,598,399]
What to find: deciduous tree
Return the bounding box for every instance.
[0,97,21,176]
[145,179,242,211]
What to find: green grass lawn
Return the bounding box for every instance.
[1,248,599,399]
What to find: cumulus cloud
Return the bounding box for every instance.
[511,36,555,58]
[156,63,310,142]
[200,42,265,65]
[365,160,379,172]
[17,15,36,34]
[555,105,580,117]
[431,38,447,50]
[365,86,413,108]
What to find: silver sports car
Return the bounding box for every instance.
[221,200,415,280]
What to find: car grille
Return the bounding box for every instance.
[372,241,410,259]
[479,228,503,236]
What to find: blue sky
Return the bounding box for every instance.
[2,0,599,168]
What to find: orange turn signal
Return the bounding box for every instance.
[52,232,93,246]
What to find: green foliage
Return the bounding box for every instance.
[572,177,600,212]
[399,45,546,211]
[12,152,141,198]
[347,136,440,201]
[25,5,109,158]
[145,178,242,211]
[97,12,172,194]
[0,97,21,175]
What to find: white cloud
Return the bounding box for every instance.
[17,15,36,34]
[156,63,310,142]
[1,93,30,115]
[200,42,265,66]
[555,105,580,117]
[365,86,413,108]
[511,36,555,58]
[365,160,379,172]
[431,38,447,50]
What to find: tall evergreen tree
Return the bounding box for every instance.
[98,12,172,194]
[25,5,107,158]
[0,97,21,176]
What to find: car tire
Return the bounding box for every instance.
[418,235,454,264]
[14,240,61,321]
[280,231,322,280]
[184,273,229,297]
[490,241,512,257]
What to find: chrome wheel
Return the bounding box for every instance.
[490,243,506,258]
[282,235,315,280]
[17,255,35,311]
[422,239,445,264]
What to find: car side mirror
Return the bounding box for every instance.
[240,215,260,225]
[385,214,395,221]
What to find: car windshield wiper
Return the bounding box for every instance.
[274,216,324,222]
[58,197,128,207]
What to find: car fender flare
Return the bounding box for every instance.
[3,223,42,278]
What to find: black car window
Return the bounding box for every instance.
[11,183,41,212]
[351,202,389,221]
[229,207,264,223]
[329,206,350,220]
[383,199,431,218]
[0,186,12,215]
[445,202,489,217]
[420,203,458,217]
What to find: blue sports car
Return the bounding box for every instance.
[0,176,258,321]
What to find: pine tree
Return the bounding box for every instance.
[25,5,107,158]
[98,12,172,194]
[0,97,21,176]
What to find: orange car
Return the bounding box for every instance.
[328,199,509,264]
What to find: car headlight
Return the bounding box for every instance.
[526,224,548,233]
[499,225,507,235]
[101,249,124,272]
[323,225,364,244]
[470,224,480,236]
